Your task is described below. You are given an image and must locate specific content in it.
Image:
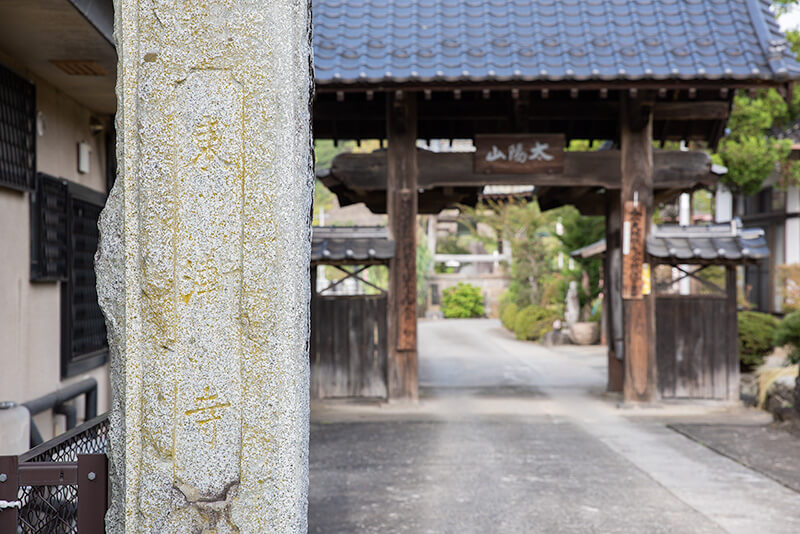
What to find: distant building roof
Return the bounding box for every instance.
[571,221,768,264]
[313,0,800,87]
[312,226,395,264]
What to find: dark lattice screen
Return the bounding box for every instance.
[0,62,35,191]
[30,173,109,376]
[66,197,107,361]
[31,174,69,281]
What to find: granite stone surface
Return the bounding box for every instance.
[98,1,314,531]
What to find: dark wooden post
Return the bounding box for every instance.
[77,454,108,533]
[386,92,419,401]
[604,195,624,392]
[620,96,657,402]
[0,455,19,532]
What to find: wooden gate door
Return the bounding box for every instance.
[310,294,388,399]
[656,295,737,400]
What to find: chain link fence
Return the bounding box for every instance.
[14,414,109,533]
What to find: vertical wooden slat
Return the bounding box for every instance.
[361,297,381,397]
[726,266,740,401]
[657,294,735,400]
[605,195,624,392]
[655,297,674,398]
[387,92,419,401]
[309,294,390,400]
[698,298,709,398]
[348,297,363,395]
[377,294,389,398]
[682,297,698,398]
[705,298,718,399]
[620,95,657,402]
[710,295,728,399]
[334,297,350,397]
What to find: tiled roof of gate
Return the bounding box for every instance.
[313,0,800,86]
[312,226,395,263]
[647,224,769,262]
[571,222,769,263]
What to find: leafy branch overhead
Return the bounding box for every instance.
[718,24,800,194]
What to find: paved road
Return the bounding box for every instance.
[309,319,800,533]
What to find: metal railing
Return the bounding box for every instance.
[22,378,98,448]
[0,413,109,533]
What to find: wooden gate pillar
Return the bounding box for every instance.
[386,92,419,401]
[605,194,624,392]
[620,96,657,402]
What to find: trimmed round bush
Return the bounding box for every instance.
[512,305,562,341]
[738,311,779,371]
[774,310,800,364]
[501,302,518,330]
[441,283,485,318]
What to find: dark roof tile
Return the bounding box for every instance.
[311,226,395,264]
[571,223,769,263]
[313,0,800,86]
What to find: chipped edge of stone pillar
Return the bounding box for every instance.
[98,1,314,531]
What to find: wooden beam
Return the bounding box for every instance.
[317,179,480,215]
[386,92,419,401]
[329,150,713,190]
[314,96,728,119]
[653,101,729,120]
[605,195,624,392]
[620,96,657,403]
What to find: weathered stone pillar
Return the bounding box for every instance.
[97,1,313,531]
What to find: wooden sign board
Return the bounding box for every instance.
[474,134,565,174]
[622,201,646,300]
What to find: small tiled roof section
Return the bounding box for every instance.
[571,221,768,263]
[648,223,769,262]
[313,0,800,86]
[312,226,395,263]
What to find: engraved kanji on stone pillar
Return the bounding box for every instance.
[97,1,313,532]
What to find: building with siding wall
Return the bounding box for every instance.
[0,0,115,444]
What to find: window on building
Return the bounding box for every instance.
[0,63,35,191]
[31,173,108,377]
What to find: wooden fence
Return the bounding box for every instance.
[310,294,388,399]
[656,295,738,400]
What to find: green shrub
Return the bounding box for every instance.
[501,302,518,330]
[498,291,513,320]
[774,311,800,364]
[512,305,562,341]
[441,283,485,319]
[738,311,779,370]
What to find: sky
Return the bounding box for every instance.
[779,5,800,31]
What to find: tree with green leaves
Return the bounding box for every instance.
[718,90,799,195]
[461,199,560,307]
[716,7,800,194]
[554,206,605,306]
